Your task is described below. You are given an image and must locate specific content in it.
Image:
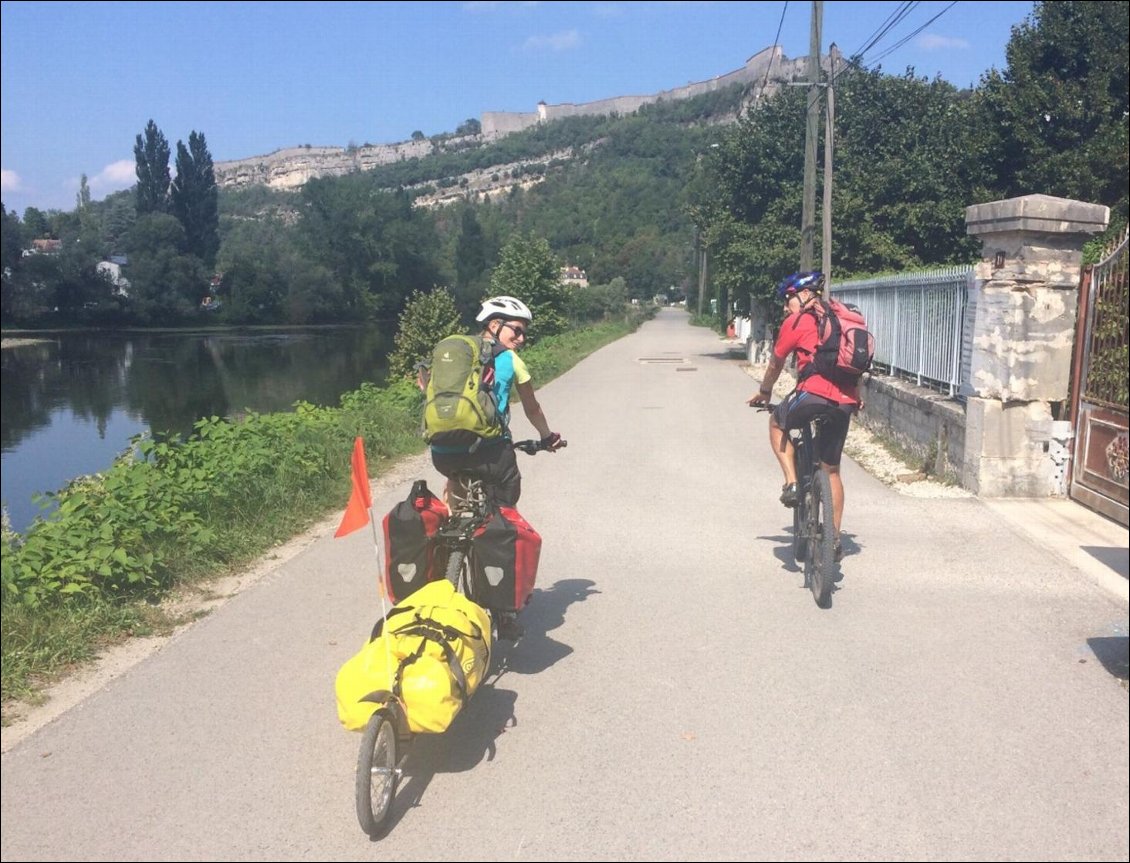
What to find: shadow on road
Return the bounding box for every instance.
[1082,545,1130,579]
[1086,635,1129,681]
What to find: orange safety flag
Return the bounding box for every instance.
[334,437,372,538]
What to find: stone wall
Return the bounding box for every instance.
[856,376,967,483]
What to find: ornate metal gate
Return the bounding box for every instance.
[1069,230,1129,525]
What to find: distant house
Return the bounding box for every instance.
[28,238,62,254]
[560,265,589,288]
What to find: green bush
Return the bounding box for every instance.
[385,287,461,380]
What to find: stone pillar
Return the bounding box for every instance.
[962,194,1109,496]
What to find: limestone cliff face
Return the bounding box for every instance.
[215,139,437,191]
[214,45,835,197]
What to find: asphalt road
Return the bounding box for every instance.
[2,309,1127,862]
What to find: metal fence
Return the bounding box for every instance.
[832,266,973,396]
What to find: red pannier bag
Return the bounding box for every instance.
[470,506,542,612]
[382,480,449,602]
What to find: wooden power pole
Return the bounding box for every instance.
[822,46,835,300]
[800,1,823,272]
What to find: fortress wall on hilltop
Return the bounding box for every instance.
[216,45,837,190]
[480,45,822,136]
[480,111,541,139]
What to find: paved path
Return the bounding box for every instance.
[2,309,1127,861]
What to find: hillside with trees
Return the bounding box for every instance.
[2,1,1125,331]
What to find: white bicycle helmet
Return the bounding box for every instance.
[476,295,533,323]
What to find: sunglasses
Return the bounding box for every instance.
[502,322,527,338]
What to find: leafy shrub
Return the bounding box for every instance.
[385,287,462,380]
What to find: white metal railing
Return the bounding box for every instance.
[832,266,972,396]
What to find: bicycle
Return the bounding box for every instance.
[354,437,564,838]
[759,405,837,608]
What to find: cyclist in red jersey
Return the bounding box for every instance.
[748,271,860,561]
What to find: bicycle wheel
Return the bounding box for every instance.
[791,441,810,562]
[444,549,470,596]
[355,709,398,837]
[792,489,808,562]
[808,469,836,608]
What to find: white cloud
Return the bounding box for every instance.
[1,169,22,193]
[522,29,580,52]
[917,34,970,52]
[88,159,136,197]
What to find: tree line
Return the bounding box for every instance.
[1,1,1125,331]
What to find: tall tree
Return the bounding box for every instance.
[134,119,171,216]
[75,173,103,255]
[489,233,567,337]
[76,174,91,212]
[170,131,220,267]
[974,0,1129,224]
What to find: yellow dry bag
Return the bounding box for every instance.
[335,580,492,735]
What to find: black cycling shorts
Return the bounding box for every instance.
[771,391,855,467]
[431,440,521,507]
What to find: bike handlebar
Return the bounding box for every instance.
[512,438,568,455]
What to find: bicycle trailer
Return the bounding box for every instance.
[335,580,492,735]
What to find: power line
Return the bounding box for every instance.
[752,1,791,106]
[866,1,959,68]
[850,1,919,62]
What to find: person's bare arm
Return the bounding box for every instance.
[516,379,552,438]
[748,353,786,405]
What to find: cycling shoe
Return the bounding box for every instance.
[779,482,798,508]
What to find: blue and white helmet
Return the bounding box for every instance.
[776,271,823,299]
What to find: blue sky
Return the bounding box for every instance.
[2,0,1036,216]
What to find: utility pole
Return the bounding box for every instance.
[821,45,835,300]
[697,238,708,318]
[800,0,823,272]
[695,225,705,316]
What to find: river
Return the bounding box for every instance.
[1,327,394,534]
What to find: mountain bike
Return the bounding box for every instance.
[355,437,564,838]
[759,405,836,608]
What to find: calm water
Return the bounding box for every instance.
[1,327,393,534]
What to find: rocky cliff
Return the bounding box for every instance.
[213,45,837,200]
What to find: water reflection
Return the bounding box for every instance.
[1,327,392,532]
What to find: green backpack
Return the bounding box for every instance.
[422,335,503,448]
